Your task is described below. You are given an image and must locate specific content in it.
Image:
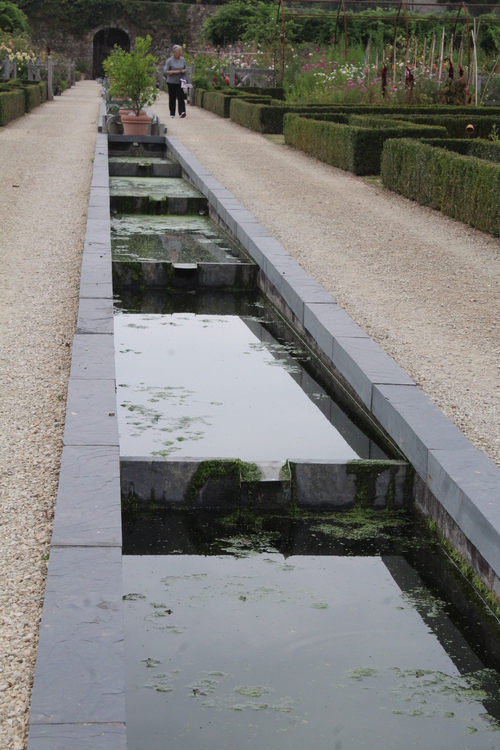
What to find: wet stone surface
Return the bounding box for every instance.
[111,216,247,264]
[114,307,365,462]
[123,527,500,750]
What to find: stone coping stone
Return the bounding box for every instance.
[331,337,414,410]
[70,333,116,380]
[63,378,118,447]
[28,724,126,750]
[108,134,166,144]
[166,134,500,584]
[79,282,114,300]
[80,252,112,287]
[29,547,125,725]
[51,445,121,547]
[76,298,114,335]
[373,384,472,481]
[428,447,500,576]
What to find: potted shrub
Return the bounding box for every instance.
[103,35,159,136]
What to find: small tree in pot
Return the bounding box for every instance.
[103,35,159,135]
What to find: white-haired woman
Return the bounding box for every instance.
[164,44,187,118]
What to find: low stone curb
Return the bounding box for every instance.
[27,134,126,750]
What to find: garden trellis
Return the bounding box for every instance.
[276,0,500,101]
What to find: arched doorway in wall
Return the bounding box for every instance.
[93,28,130,79]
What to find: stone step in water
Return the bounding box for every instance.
[111,215,257,290]
[109,176,208,215]
[109,156,182,178]
[120,457,410,510]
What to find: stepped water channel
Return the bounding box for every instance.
[55,137,500,750]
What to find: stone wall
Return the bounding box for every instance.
[29,4,221,69]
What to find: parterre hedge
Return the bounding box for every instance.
[419,138,500,163]
[0,81,48,126]
[230,100,338,133]
[283,114,448,175]
[381,139,500,236]
[0,89,25,126]
[350,113,500,139]
[202,90,273,118]
[194,88,205,108]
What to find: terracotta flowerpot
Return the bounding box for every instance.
[121,112,152,136]
[119,108,134,117]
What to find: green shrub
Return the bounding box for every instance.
[0,89,25,125]
[362,113,500,139]
[381,139,500,236]
[194,88,205,107]
[8,80,41,111]
[284,115,447,175]
[419,137,500,163]
[241,86,285,100]
[203,90,233,118]
[230,100,335,133]
[60,80,69,92]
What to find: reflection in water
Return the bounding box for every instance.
[115,312,365,461]
[123,549,500,750]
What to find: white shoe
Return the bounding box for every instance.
[170,115,175,119]
[180,112,186,118]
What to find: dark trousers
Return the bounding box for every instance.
[167,83,185,116]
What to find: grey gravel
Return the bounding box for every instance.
[161,97,500,467]
[0,82,99,750]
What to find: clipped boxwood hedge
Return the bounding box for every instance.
[203,90,273,118]
[283,114,448,175]
[194,88,205,107]
[230,100,338,133]
[351,113,500,139]
[419,138,500,163]
[0,89,25,126]
[381,139,500,236]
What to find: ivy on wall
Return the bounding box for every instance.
[16,0,197,38]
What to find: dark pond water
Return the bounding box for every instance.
[111,216,247,264]
[114,292,389,461]
[122,512,500,750]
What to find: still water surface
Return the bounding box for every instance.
[123,547,500,750]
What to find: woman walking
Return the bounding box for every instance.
[164,45,187,118]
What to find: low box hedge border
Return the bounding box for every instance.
[0,89,26,126]
[350,113,500,139]
[283,114,448,175]
[419,138,500,163]
[381,138,500,236]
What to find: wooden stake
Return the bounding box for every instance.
[375,48,379,73]
[413,37,418,69]
[430,32,436,78]
[458,33,464,69]
[438,27,445,83]
[422,37,427,72]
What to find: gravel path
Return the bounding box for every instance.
[0,81,99,750]
[158,96,500,467]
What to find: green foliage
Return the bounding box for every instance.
[361,113,500,139]
[420,137,500,163]
[284,114,447,175]
[16,0,191,38]
[0,88,25,125]
[8,78,41,110]
[229,99,330,133]
[194,88,206,107]
[0,1,29,33]
[204,3,257,46]
[381,139,500,236]
[104,35,158,115]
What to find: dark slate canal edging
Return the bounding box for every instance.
[27,134,127,750]
[26,127,500,750]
